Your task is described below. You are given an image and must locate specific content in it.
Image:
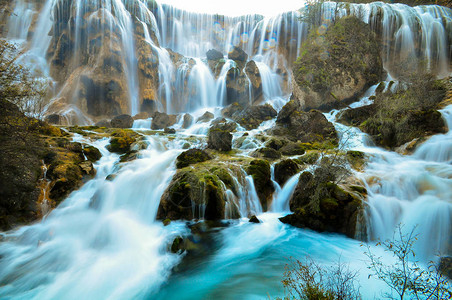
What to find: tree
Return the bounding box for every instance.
[0,40,49,119]
[364,224,452,300]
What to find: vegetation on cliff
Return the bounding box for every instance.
[293,15,383,111]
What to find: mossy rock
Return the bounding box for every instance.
[83,146,102,162]
[106,129,137,153]
[246,159,274,211]
[176,149,212,169]
[274,159,300,186]
[292,16,383,111]
[250,147,281,160]
[346,150,367,171]
[158,163,240,221]
[294,151,320,165]
[280,170,367,239]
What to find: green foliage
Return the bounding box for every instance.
[294,15,380,94]
[360,72,447,148]
[279,257,361,300]
[0,40,49,119]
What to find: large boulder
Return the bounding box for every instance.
[207,120,235,151]
[152,112,174,130]
[271,100,338,146]
[206,49,225,78]
[292,16,383,111]
[228,46,248,69]
[176,149,212,169]
[274,159,300,186]
[340,78,448,149]
[106,129,137,153]
[196,111,214,123]
[158,164,239,221]
[225,67,250,107]
[221,103,277,130]
[111,114,133,128]
[182,113,194,129]
[279,170,367,239]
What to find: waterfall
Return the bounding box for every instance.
[4,1,452,120]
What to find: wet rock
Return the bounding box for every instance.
[182,113,194,129]
[279,170,367,239]
[83,146,102,162]
[228,46,248,69]
[170,236,185,254]
[206,49,223,61]
[337,104,376,127]
[196,111,214,123]
[211,118,237,131]
[225,67,250,107]
[79,161,95,176]
[111,114,133,128]
[274,159,300,186]
[250,147,281,160]
[46,114,61,125]
[279,142,307,156]
[106,130,137,153]
[247,159,274,211]
[439,256,452,279]
[245,60,263,105]
[95,119,111,128]
[207,121,235,151]
[222,103,277,130]
[158,169,227,221]
[221,102,243,118]
[164,127,176,134]
[292,16,383,111]
[151,112,171,130]
[133,112,150,120]
[249,215,261,223]
[272,101,338,146]
[176,149,212,169]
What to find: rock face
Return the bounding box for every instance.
[222,103,277,130]
[292,16,383,111]
[46,2,161,120]
[279,169,366,239]
[0,99,102,230]
[207,120,235,151]
[271,99,338,145]
[246,159,274,211]
[0,100,44,230]
[111,114,133,128]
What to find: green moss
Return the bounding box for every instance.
[176,149,211,169]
